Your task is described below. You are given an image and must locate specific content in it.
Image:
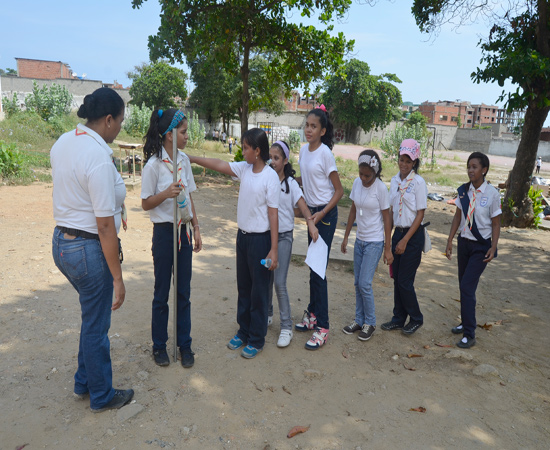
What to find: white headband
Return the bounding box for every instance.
[358,154,379,172]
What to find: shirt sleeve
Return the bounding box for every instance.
[378,179,390,210]
[289,178,304,208]
[490,187,502,217]
[323,147,338,178]
[182,155,196,194]
[141,161,159,199]
[414,176,428,210]
[229,161,247,180]
[266,170,280,209]
[349,178,359,203]
[88,162,117,217]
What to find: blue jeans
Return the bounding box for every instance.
[390,227,424,325]
[354,239,384,326]
[52,227,115,409]
[457,236,490,339]
[151,223,192,351]
[268,230,294,330]
[235,230,272,349]
[307,205,338,329]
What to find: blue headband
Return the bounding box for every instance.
[158,109,163,118]
[162,110,186,136]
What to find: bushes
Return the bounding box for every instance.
[0,141,23,178]
[288,130,301,151]
[25,81,72,121]
[187,111,205,149]
[123,103,153,137]
[380,124,430,164]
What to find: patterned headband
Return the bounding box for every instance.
[358,154,379,172]
[273,140,290,160]
[162,110,186,136]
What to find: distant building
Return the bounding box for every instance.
[15,58,74,80]
[281,90,318,112]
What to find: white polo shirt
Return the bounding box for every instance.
[299,143,338,207]
[51,124,126,234]
[390,172,427,228]
[141,148,196,223]
[229,161,280,233]
[350,177,390,242]
[456,181,501,240]
[278,177,304,233]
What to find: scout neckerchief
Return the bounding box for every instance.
[162,153,192,250]
[75,126,127,231]
[397,170,415,217]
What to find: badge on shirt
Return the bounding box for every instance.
[406,182,414,193]
[480,196,488,207]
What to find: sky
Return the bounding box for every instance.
[0,0,520,110]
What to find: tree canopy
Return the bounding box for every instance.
[321,58,402,143]
[131,0,354,136]
[413,0,550,227]
[127,60,188,109]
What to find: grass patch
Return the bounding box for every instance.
[290,255,306,266]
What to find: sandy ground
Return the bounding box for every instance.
[1,161,550,449]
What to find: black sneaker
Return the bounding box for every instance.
[342,321,362,335]
[402,321,423,335]
[180,348,195,368]
[91,389,134,413]
[381,321,403,331]
[358,324,375,341]
[153,348,170,366]
[457,336,476,349]
[451,324,464,334]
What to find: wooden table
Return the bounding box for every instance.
[115,141,143,182]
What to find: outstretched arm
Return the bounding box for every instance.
[188,155,236,177]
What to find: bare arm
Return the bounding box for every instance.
[188,155,235,177]
[382,208,394,265]
[341,202,356,254]
[484,215,501,263]
[296,197,318,242]
[96,216,125,310]
[266,207,278,271]
[311,171,344,224]
[190,193,202,253]
[445,208,462,260]
[142,182,182,211]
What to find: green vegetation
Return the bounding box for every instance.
[123,103,153,137]
[187,111,206,150]
[24,81,73,121]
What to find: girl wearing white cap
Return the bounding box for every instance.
[381,139,427,335]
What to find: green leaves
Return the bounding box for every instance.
[24,82,72,122]
[128,61,188,109]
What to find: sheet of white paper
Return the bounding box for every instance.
[305,236,328,280]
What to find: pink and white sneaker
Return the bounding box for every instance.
[305,327,329,350]
[295,310,317,332]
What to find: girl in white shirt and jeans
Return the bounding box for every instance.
[341,150,393,341]
[188,128,280,359]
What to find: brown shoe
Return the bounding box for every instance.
[342,321,361,335]
[358,324,375,341]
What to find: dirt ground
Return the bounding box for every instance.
[1,158,550,449]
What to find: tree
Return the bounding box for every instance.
[188,53,285,133]
[131,0,354,136]
[412,0,550,228]
[320,58,402,143]
[127,61,188,109]
[0,68,17,76]
[407,110,428,130]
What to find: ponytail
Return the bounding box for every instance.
[307,108,334,150]
[143,108,185,163]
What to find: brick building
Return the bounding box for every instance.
[419,100,500,128]
[281,91,318,112]
[15,58,73,80]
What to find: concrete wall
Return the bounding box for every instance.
[0,76,131,112]
[455,128,492,153]
[488,137,550,161]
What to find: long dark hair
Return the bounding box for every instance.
[358,149,383,179]
[307,108,334,150]
[77,87,124,121]
[242,128,270,162]
[271,140,296,193]
[143,108,187,163]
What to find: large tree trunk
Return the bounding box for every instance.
[239,35,251,139]
[502,101,550,227]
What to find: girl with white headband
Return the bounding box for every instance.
[267,140,319,347]
[341,150,393,341]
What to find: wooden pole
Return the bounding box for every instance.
[172,129,178,363]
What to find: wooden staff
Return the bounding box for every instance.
[172,128,178,362]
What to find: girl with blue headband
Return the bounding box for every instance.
[141,108,202,368]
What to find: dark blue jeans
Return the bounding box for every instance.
[457,236,490,339]
[235,230,272,349]
[307,205,338,329]
[52,227,115,409]
[151,223,192,351]
[390,226,424,325]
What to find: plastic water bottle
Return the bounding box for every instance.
[260,258,272,269]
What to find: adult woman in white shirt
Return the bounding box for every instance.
[51,88,133,412]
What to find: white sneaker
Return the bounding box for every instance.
[267,315,273,326]
[277,329,293,348]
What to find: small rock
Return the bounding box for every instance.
[445,350,473,361]
[30,256,44,261]
[106,429,115,436]
[183,427,190,435]
[473,364,499,377]
[391,354,399,360]
[116,403,144,422]
[137,370,149,381]
[165,390,177,405]
[303,369,321,378]
[192,424,197,433]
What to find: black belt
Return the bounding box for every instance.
[154,222,174,228]
[394,226,410,233]
[308,204,329,213]
[57,226,99,240]
[239,229,270,236]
